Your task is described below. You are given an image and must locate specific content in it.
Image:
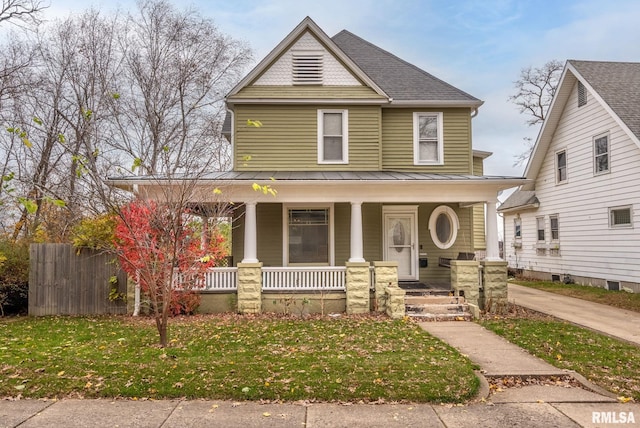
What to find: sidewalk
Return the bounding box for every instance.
[508,283,640,345]
[3,396,639,428]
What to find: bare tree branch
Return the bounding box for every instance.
[509,59,563,127]
[0,0,48,27]
[509,59,564,166]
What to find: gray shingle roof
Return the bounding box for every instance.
[498,190,539,212]
[570,60,640,141]
[331,30,481,104]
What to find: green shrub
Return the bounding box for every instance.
[71,214,117,250]
[0,238,29,316]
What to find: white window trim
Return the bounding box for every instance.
[514,217,522,240]
[536,216,546,243]
[428,205,459,250]
[593,132,610,176]
[555,148,568,184]
[549,214,560,243]
[317,110,348,165]
[282,204,335,266]
[413,112,444,166]
[609,205,633,229]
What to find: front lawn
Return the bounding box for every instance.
[0,314,478,403]
[483,316,640,401]
[511,280,640,313]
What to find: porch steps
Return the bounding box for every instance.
[404,291,472,321]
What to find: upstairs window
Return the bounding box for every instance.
[556,149,567,183]
[514,218,522,239]
[609,206,632,228]
[413,112,444,165]
[536,217,545,242]
[594,133,610,174]
[292,52,323,85]
[578,81,587,107]
[550,215,559,241]
[317,110,348,164]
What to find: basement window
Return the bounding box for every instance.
[292,52,323,85]
[609,206,632,228]
[607,281,620,291]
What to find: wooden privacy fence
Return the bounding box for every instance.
[29,244,127,316]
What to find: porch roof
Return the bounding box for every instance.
[111,170,526,182]
[109,171,528,204]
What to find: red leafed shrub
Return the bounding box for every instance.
[114,200,226,345]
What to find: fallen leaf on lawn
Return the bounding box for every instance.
[14,385,25,391]
[263,412,271,417]
[57,371,65,377]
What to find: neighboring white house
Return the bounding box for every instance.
[500,60,640,293]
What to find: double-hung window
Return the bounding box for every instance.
[549,215,559,241]
[536,217,545,242]
[514,218,522,239]
[594,133,609,174]
[413,112,444,165]
[556,149,567,183]
[318,110,348,164]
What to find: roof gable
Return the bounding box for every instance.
[227,17,483,108]
[524,60,640,188]
[226,17,387,100]
[253,31,361,86]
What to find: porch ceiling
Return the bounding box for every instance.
[109,171,529,204]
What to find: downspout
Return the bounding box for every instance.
[471,108,479,118]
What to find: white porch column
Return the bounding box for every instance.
[242,202,258,263]
[349,201,365,262]
[485,200,501,261]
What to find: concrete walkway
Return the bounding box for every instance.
[508,283,640,345]
[3,396,640,428]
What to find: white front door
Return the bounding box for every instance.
[383,207,418,281]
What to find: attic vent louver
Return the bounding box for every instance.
[293,52,323,85]
[577,81,587,107]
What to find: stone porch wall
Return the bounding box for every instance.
[451,260,480,307]
[482,260,508,314]
[345,262,370,314]
[237,262,262,314]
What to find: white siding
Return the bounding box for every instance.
[504,81,640,284]
[255,31,361,86]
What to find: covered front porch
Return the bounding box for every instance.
[187,171,524,316]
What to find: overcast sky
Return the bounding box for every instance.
[44,0,640,182]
